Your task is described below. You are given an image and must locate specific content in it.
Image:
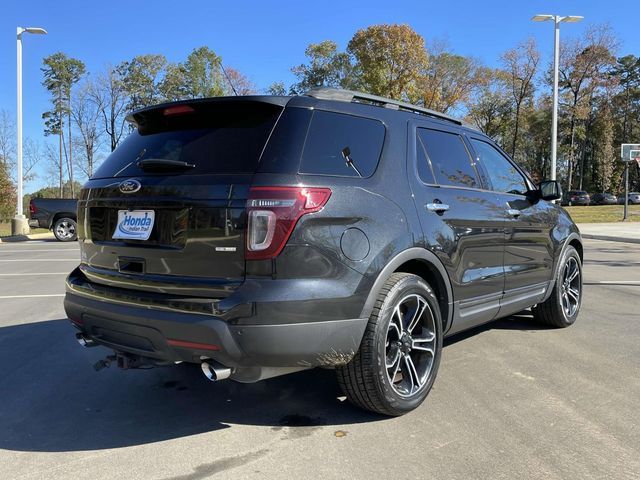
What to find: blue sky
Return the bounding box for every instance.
[1,0,638,193]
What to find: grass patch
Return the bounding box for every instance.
[0,222,50,238]
[563,204,640,223]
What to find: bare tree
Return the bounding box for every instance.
[90,65,128,152]
[501,38,540,160]
[557,24,618,189]
[72,78,103,177]
[224,66,257,95]
[0,110,16,170]
[22,138,42,182]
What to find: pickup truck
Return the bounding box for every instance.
[29,198,78,242]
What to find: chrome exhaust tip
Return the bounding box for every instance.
[201,360,232,381]
[76,332,96,348]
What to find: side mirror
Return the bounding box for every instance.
[539,180,562,201]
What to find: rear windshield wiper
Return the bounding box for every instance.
[341,147,363,177]
[137,159,196,171]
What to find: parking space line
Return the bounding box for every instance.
[585,281,640,285]
[0,273,69,276]
[0,294,65,299]
[0,249,79,253]
[0,259,79,262]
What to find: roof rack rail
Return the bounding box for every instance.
[305,87,464,127]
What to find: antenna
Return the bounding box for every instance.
[219,62,239,96]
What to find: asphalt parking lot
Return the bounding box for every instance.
[1,239,639,480]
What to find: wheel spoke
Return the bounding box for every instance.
[390,352,402,383]
[567,266,579,283]
[567,287,580,302]
[389,321,401,339]
[393,305,404,334]
[412,333,435,355]
[407,298,427,333]
[403,355,421,393]
[561,292,570,311]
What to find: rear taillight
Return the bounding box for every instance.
[29,200,36,215]
[246,186,331,260]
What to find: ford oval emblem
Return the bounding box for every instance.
[119,179,141,194]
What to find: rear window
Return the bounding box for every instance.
[92,101,282,178]
[299,111,384,177]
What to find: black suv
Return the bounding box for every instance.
[65,88,583,416]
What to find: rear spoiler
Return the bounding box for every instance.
[126,96,291,129]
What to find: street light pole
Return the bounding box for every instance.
[12,26,47,237]
[550,16,560,182]
[532,14,583,183]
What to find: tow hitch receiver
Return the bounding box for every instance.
[93,352,149,371]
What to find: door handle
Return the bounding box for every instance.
[426,203,450,213]
[506,209,521,218]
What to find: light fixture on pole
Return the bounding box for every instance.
[12,26,47,237]
[531,14,583,183]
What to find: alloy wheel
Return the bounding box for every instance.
[385,294,437,397]
[560,257,581,318]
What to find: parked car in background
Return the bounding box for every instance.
[617,192,640,204]
[590,192,618,205]
[64,89,583,416]
[562,190,590,206]
[29,198,78,241]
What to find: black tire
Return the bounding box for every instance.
[53,217,77,242]
[532,246,582,328]
[336,273,443,416]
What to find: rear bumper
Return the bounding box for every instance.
[64,271,368,373]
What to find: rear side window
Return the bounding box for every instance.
[418,128,479,189]
[92,102,282,178]
[299,111,384,177]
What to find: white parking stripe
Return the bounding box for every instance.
[0,259,79,262]
[0,249,78,253]
[588,280,640,285]
[0,273,69,276]
[0,294,65,299]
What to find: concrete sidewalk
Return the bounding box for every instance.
[577,222,640,244]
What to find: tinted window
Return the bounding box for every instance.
[416,134,435,184]
[471,139,527,195]
[299,111,384,177]
[92,102,282,178]
[258,108,312,174]
[418,128,478,188]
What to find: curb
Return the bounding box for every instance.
[581,234,640,245]
[0,232,55,243]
